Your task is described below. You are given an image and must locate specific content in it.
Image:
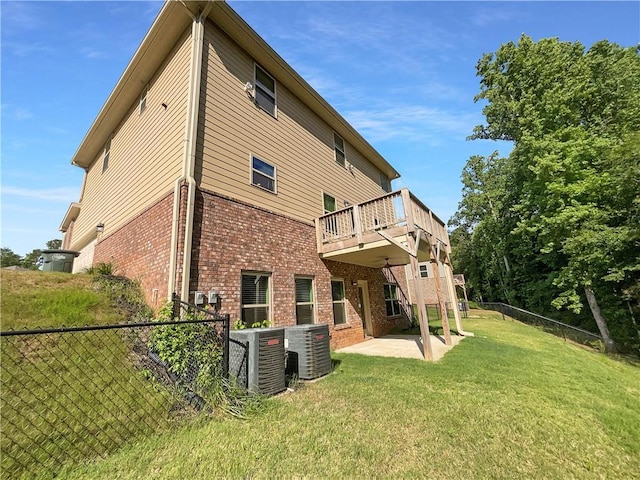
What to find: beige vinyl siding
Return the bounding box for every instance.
[70,30,192,250]
[197,22,388,224]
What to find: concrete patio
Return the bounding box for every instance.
[336,333,469,361]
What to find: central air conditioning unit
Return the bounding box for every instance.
[285,324,331,380]
[229,327,286,395]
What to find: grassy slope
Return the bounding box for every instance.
[0,271,174,479]
[64,312,640,479]
[1,270,121,329]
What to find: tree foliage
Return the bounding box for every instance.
[0,248,22,268]
[452,35,640,352]
[0,240,64,270]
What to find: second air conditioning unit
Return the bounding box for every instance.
[285,324,331,380]
[229,327,286,395]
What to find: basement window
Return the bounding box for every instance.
[419,264,429,278]
[241,272,271,326]
[255,64,276,117]
[295,277,315,325]
[251,156,277,193]
[384,283,401,317]
[331,279,347,325]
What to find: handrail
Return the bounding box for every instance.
[317,188,449,248]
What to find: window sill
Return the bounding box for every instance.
[250,183,278,195]
[333,324,350,330]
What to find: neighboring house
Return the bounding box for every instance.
[59,0,462,355]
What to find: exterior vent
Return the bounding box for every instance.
[229,327,285,395]
[285,324,331,380]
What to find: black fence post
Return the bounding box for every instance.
[222,314,230,380]
[171,293,180,320]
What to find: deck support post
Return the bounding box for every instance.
[430,243,452,346]
[443,260,464,334]
[406,233,433,361]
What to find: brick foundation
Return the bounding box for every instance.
[90,187,414,350]
[189,190,403,349]
[93,192,174,309]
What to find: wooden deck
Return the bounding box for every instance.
[315,188,450,268]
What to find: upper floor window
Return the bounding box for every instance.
[334,133,346,167]
[380,173,391,193]
[102,139,111,173]
[139,86,148,114]
[384,283,401,317]
[241,272,270,326]
[295,277,315,325]
[419,264,429,278]
[323,192,336,214]
[255,64,276,117]
[251,156,276,193]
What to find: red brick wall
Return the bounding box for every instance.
[90,186,406,349]
[93,192,174,309]
[189,190,395,349]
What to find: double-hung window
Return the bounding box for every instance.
[295,277,315,325]
[139,86,148,114]
[334,133,346,167]
[251,156,276,193]
[255,65,276,116]
[384,283,401,317]
[323,193,336,214]
[102,139,111,173]
[380,173,391,193]
[419,264,429,278]
[331,279,347,325]
[241,272,270,326]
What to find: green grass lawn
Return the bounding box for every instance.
[0,271,176,479]
[62,312,640,479]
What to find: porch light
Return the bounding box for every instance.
[351,280,358,286]
[96,223,104,234]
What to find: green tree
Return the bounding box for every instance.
[21,249,43,270]
[457,35,640,351]
[0,248,22,268]
[46,239,62,250]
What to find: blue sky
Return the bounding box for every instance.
[2,1,638,256]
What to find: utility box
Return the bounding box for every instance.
[229,327,286,395]
[41,250,79,273]
[285,324,331,380]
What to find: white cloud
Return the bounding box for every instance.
[472,9,516,27]
[81,47,107,59]
[344,105,479,144]
[1,187,77,203]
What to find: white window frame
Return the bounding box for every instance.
[295,276,315,325]
[241,272,271,326]
[419,264,429,278]
[384,283,401,317]
[323,192,337,214]
[251,155,277,194]
[380,173,391,193]
[331,279,347,325]
[254,64,277,117]
[102,138,111,173]
[139,85,148,114]
[333,132,346,168]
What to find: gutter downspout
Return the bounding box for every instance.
[167,4,212,301]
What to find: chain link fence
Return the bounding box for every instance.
[0,303,230,479]
[479,302,603,349]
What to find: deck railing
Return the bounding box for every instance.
[316,189,448,251]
